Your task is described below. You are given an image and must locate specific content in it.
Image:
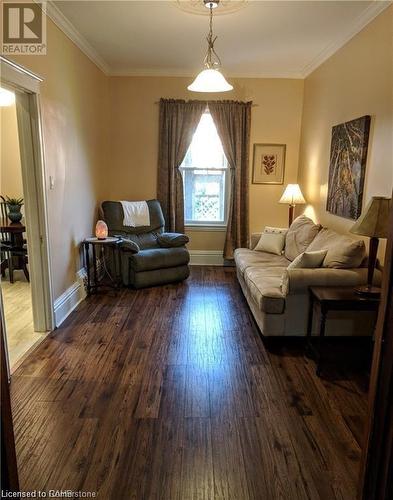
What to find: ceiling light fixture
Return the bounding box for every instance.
[188,0,233,92]
[0,87,15,107]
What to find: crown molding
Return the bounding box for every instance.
[108,69,304,79]
[301,0,392,78]
[46,1,111,75]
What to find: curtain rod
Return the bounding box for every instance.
[154,101,258,106]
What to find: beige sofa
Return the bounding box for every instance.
[234,215,381,337]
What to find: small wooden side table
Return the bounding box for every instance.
[306,286,380,376]
[83,237,122,295]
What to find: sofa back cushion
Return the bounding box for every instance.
[102,199,165,234]
[284,215,321,261]
[307,228,366,268]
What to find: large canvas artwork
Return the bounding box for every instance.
[326,115,371,220]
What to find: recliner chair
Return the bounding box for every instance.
[101,199,190,288]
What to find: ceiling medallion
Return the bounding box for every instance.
[175,0,247,16]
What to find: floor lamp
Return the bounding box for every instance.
[279,184,306,226]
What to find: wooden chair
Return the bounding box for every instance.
[0,202,12,279]
[0,201,29,283]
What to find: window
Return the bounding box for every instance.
[180,112,229,227]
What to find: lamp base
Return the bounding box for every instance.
[355,285,381,298]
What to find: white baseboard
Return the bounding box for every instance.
[189,250,224,266]
[53,269,87,327]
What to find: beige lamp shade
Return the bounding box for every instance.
[279,184,306,206]
[350,196,391,238]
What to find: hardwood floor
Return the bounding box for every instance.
[2,273,46,368]
[10,267,369,499]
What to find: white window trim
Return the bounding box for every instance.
[185,224,227,232]
[179,165,231,231]
[180,166,230,228]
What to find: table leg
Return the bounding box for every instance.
[85,243,91,295]
[305,290,314,358]
[117,247,122,288]
[8,251,14,284]
[316,304,327,377]
[113,246,119,289]
[92,244,98,289]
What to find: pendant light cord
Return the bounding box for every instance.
[204,3,221,69]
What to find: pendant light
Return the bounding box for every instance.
[188,0,233,92]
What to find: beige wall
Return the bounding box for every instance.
[0,103,23,199]
[4,5,390,299]
[298,6,393,260]
[7,19,109,300]
[105,76,304,250]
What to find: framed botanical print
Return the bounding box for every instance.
[252,143,286,185]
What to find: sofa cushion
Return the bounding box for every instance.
[284,215,321,261]
[234,248,291,276]
[102,199,165,234]
[287,250,327,270]
[128,247,190,272]
[157,232,189,248]
[281,267,382,295]
[244,267,286,314]
[307,228,366,268]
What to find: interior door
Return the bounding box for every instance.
[0,291,19,491]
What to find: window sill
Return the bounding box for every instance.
[185,225,227,232]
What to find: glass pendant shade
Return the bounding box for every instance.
[95,220,108,240]
[188,68,233,92]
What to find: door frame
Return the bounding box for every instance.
[358,194,393,499]
[1,56,54,333]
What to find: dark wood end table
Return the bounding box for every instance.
[306,286,380,376]
[83,237,123,295]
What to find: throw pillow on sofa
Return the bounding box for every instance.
[306,228,366,268]
[285,215,321,261]
[255,227,287,255]
[287,250,327,270]
[264,226,288,234]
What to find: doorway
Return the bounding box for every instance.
[0,57,54,372]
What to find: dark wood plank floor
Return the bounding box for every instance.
[10,267,369,499]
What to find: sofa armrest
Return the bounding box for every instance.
[120,238,140,254]
[281,267,382,295]
[157,232,189,248]
[250,233,262,250]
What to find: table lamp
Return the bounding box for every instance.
[279,184,306,226]
[95,220,108,240]
[350,196,391,297]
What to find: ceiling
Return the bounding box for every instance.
[51,1,389,77]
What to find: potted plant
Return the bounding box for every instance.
[1,196,24,223]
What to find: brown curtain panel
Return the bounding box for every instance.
[208,100,252,259]
[157,99,206,233]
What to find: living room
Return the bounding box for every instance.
[1,1,392,498]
